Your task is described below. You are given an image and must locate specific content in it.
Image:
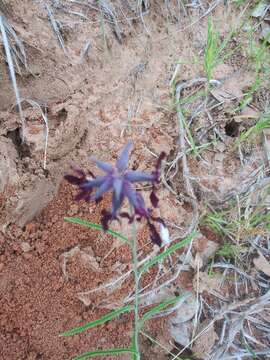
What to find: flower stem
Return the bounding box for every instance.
[131,218,140,360]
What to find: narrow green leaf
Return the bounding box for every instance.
[64,217,131,245]
[74,348,137,360]
[139,296,183,328]
[60,305,134,337]
[139,233,195,274]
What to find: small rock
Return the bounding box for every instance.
[22,252,32,260]
[214,153,225,162]
[20,242,31,253]
[24,124,45,152]
[251,1,269,18]
[241,106,259,119]
[215,142,226,152]
[0,263,4,272]
[67,203,79,216]
[171,291,197,323]
[253,253,270,277]
[199,239,219,265]
[169,320,192,346]
[35,242,45,254]
[192,320,218,358]
[261,23,270,43]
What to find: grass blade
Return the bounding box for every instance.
[64,217,131,245]
[237,111,270,144]
[0,15,25,140]
[204,18,218,82]
[74,348,137,360]
[45,4,68,56]
[60,305,134,337]
[139,295,183,328]
[139,233,195,274]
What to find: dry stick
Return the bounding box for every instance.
[44,3,68,56]
[171,294,269,360]
[140,331,182,360]
[162,0,223,35]
[0,15,25,141]
[76,250,156,299]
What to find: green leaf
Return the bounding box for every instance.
[139,233,195,274]
[60,305,134,337]
[139,296,183,328]
[74,348,137,360]
[64,217,131,246]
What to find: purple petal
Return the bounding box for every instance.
[135,193,148,216]
[150,190,159,208]
[124,183,139,209]
[124,170,155,183]
[64,175,84,185]
[113,178,123,202]
[101,210,113,230]
[70,165,87,178]
[80,176,105,190]
[91,177,113,201]
[116,141,133,172]
[87,170,96,179]
[112,191,124,217]
[152,152,166,180]
[156,152,166,171]
[74,189,92,202]
[124,183,149,217]
[148,222,162,246]
[90,157,114,173]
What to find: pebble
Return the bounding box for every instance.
[20,242,31,253]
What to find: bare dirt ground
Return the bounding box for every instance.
[0,1,270,359]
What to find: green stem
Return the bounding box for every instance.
[131,218,140,360]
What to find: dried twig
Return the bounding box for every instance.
[0,15,25,140]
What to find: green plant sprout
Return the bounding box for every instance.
[237,28,270,111]
[60,217,194,359]
[237,110,270,144]
[61,143,195,359]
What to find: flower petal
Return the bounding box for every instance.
[101,209,113,230]
[64,174,84,185]
[90,157,114,173]
[150,190,159,208]
[80,176,105,190]
[124,170,155,183]
[135,193,148,217]
[116,141,133,172]
[148,222,162,246]
[112,191,124,217]
[70,165,87,178]
[113,178,123,202]
[156,152,166,171]
[91,177,113,201]
[74,189,92,202]
[125,183,149,218]
[124,183,139,209]
[153,151,166,180]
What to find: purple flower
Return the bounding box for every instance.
[65,142,166,246]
